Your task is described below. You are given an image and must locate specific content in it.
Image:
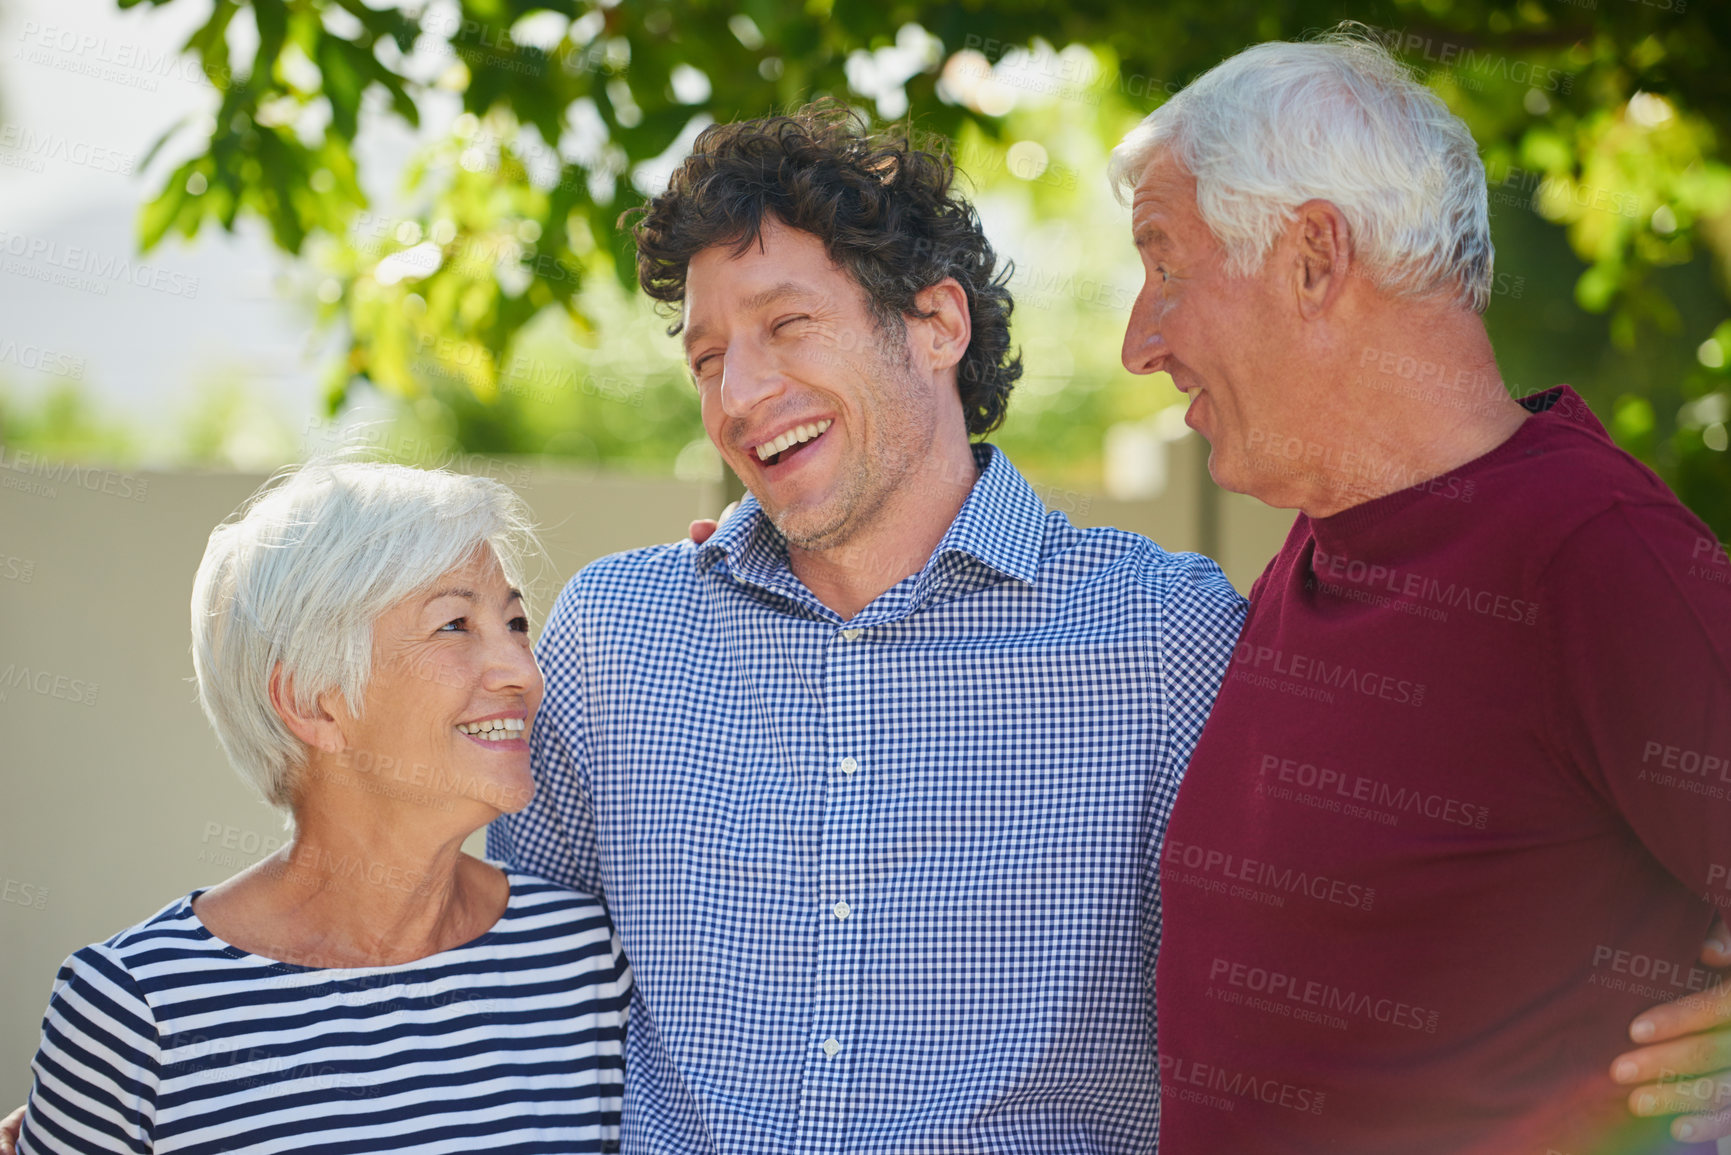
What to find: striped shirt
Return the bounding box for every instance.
[19,869,630,1154]
[489,445,1246,1153]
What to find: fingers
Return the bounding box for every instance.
[1614,1033,1731,1086]
[0,1104,24,1154]
[1621,1070,1731,1142]
[1630,980,1731,1045]
[688,502,741,545]
[1703,915,1731,968]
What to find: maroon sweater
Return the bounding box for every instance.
[1157,387,1731,1154]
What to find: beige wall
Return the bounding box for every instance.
[0,442,1288,1109]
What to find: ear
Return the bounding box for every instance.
[1291,199,1353,320]
[268,663,348,755]
[906,277,972,375]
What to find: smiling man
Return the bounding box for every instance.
[1114,33,1731,1154]
[485,103,1244,1152]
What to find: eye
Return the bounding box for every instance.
[438,617,468,633]
[772,315,808,334]
[690,352,720,382]
[510,615,530,634]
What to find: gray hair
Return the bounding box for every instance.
[1108,27,1494,313]
[190,461,537,812]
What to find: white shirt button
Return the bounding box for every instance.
[839,756,858,775]
[833,901,851,920]
[822,1037,842,1058]
[840,628,863,641]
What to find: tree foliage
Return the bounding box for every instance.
[117,0,1731,537]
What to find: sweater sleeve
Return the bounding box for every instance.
[1542,499,1731,907]
[18,944,160,1154]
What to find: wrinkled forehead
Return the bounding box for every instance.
[1129,149,1205,250]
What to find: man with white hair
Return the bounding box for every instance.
[1113,31,1731,1153]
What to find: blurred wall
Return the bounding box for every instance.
[0,438,1289,1109]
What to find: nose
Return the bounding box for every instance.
[1121,280,1171,377]
[481,623,543,705]
[718,338,787,420]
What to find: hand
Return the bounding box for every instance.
[687,501,739,546]
[1,1104,24,1154]
[1611,914,1731,1146]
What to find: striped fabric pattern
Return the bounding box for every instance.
[19,870,630,1154]
[489,446,1248,1153]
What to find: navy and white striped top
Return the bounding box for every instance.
[19,868,630,1154]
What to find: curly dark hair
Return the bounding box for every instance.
[622,100,1022,436]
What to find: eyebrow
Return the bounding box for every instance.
[682,281,812,358]
[1133,223,1172,252]
[423,587,524,605]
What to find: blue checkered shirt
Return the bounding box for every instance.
[489,445,1245,1153]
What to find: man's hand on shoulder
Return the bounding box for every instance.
[2,1104,24,1154]
[1611,914,1731,1146]
[688,501,739,546]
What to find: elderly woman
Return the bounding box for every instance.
[14,462,629,1153]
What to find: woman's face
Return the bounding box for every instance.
[332,546,544,818]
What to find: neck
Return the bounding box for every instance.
[1291,311,1528,519]
[787,434,981,620]
[237,779,497,967]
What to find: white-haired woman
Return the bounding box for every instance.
[13,462,629,1153]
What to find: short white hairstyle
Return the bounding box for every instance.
[1108,27,1494,313]
[190,461,536,811]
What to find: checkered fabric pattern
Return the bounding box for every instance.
[489,445,1246,1154]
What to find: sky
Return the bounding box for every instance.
[0,0,395,458]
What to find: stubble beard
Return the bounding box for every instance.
[769,336,930,555]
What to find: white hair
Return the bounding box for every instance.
[1108,27,1494,313]
[190,461,537,812]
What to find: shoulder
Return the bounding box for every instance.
[1485,411,1678,530]
[42,896,204,1038]
[537,541,699,653]
[494,870,630,990]
[1042,515,1245,614]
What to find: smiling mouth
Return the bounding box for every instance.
[456,717,526,744]
[754,420,832,467]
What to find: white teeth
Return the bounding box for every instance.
[458,717,526,737]
[754,419,832,462]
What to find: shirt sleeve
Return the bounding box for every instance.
[1542,499,1731,902]
[487,576,606,899]
[18,945,159,1155]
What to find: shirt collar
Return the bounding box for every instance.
[695,443,1047,596]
